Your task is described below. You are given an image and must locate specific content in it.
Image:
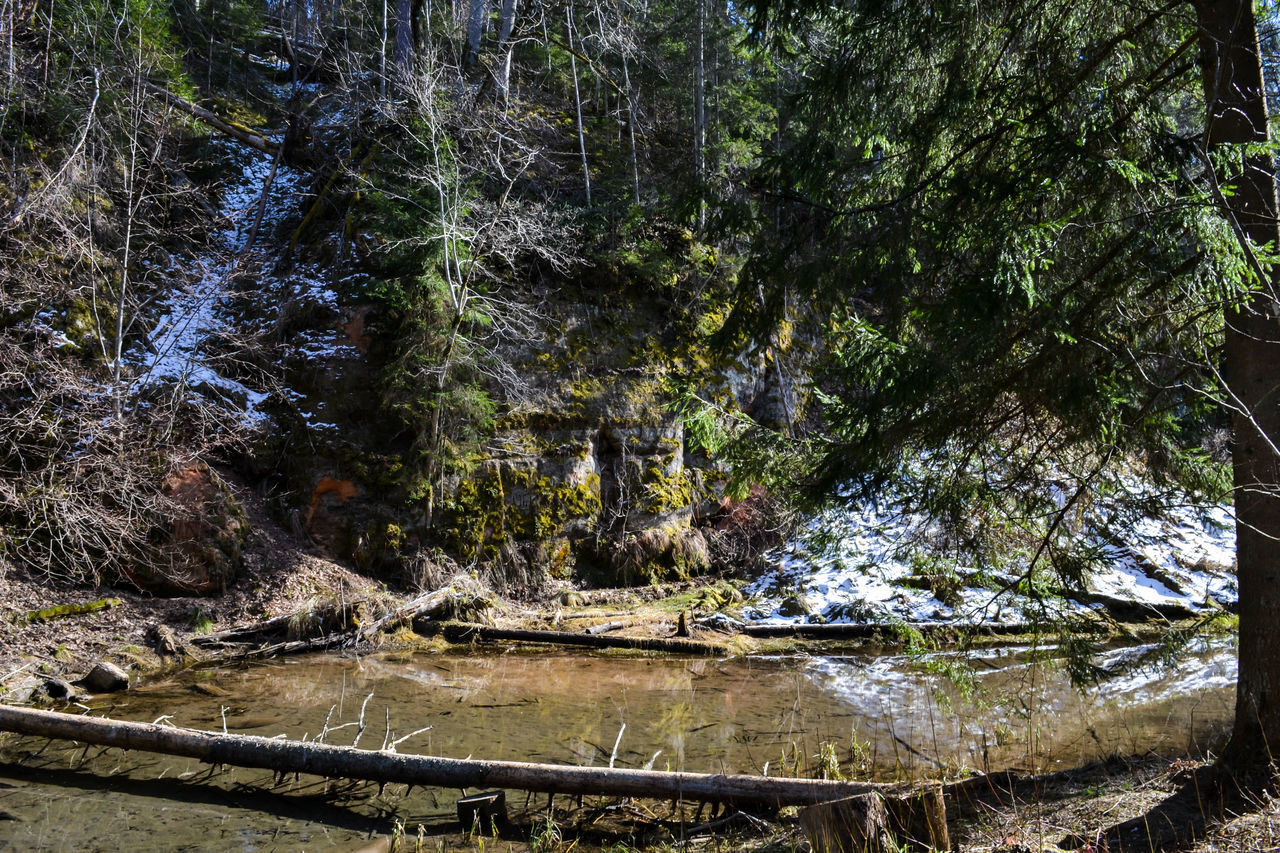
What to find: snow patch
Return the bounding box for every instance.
[744,487,1236,627]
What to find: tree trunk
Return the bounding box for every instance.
[465,0,486,70]
[0,706,901,810]
[1192,0,1280,775]
[693,0,706,229]
[495,0,518,101]
[621,53,641,204]
[393,0,414,77]
[566,0,591,206]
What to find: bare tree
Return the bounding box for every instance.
[362,62,583,523]
[495,0,518,102]
[465,0,486,69]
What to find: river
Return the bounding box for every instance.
[0,640,1235,851]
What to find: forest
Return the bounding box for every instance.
[1,0,1280,849]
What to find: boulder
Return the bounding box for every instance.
[78,661,130,694]
[38,678,77,703]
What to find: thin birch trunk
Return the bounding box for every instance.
[496,0,518,102]
[566,0,591,206]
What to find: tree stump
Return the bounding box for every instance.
[800,792,893,853]
[458,790,507,835]
[800,784,948,853]
[884,782,949,851]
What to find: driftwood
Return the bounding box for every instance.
[429,622,728,656]
[193,586,463,659]
[0,706,902,809]
[141,82,273,155]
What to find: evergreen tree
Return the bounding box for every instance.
[737,0,1280,780]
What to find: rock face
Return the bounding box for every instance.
[261,267,776,591]
[130,463,247,595]
[445,413,709,586]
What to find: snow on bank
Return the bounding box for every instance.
[126,110,367,428]
[744,490,1237,626]
[128,139,282,425]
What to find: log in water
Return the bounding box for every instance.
[0,705,890,808]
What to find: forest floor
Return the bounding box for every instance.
[218,753,1274,853]
[368,754,1280,853]
[0,477,386,695]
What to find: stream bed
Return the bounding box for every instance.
[0,640,1235,851]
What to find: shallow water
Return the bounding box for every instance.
[0,641,1235,851]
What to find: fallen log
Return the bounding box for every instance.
[735,621,1035,640]
[358,587,457,644]
[24,598,122,624]
[430,622,728,656]
[192,612,304,647]
[0,705,895,809]
[141,82,274,154]
[193,586,466,654]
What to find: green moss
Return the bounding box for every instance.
[444,466,602,562]
[640,464,695,516]
[25,599,123,623]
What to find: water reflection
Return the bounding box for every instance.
[802,639,1235,776]
[0,641,1236,851]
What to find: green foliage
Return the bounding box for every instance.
[168,0,265,91]
[344,111,504,508]
[727,0,1246,598]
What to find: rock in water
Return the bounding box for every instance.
[79,661,130,693]
[39,678,75,702]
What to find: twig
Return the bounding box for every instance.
[390,726,433,750]
[352,692,374,748]
[609,723,626,769]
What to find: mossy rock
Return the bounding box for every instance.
[445,463,602,565]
